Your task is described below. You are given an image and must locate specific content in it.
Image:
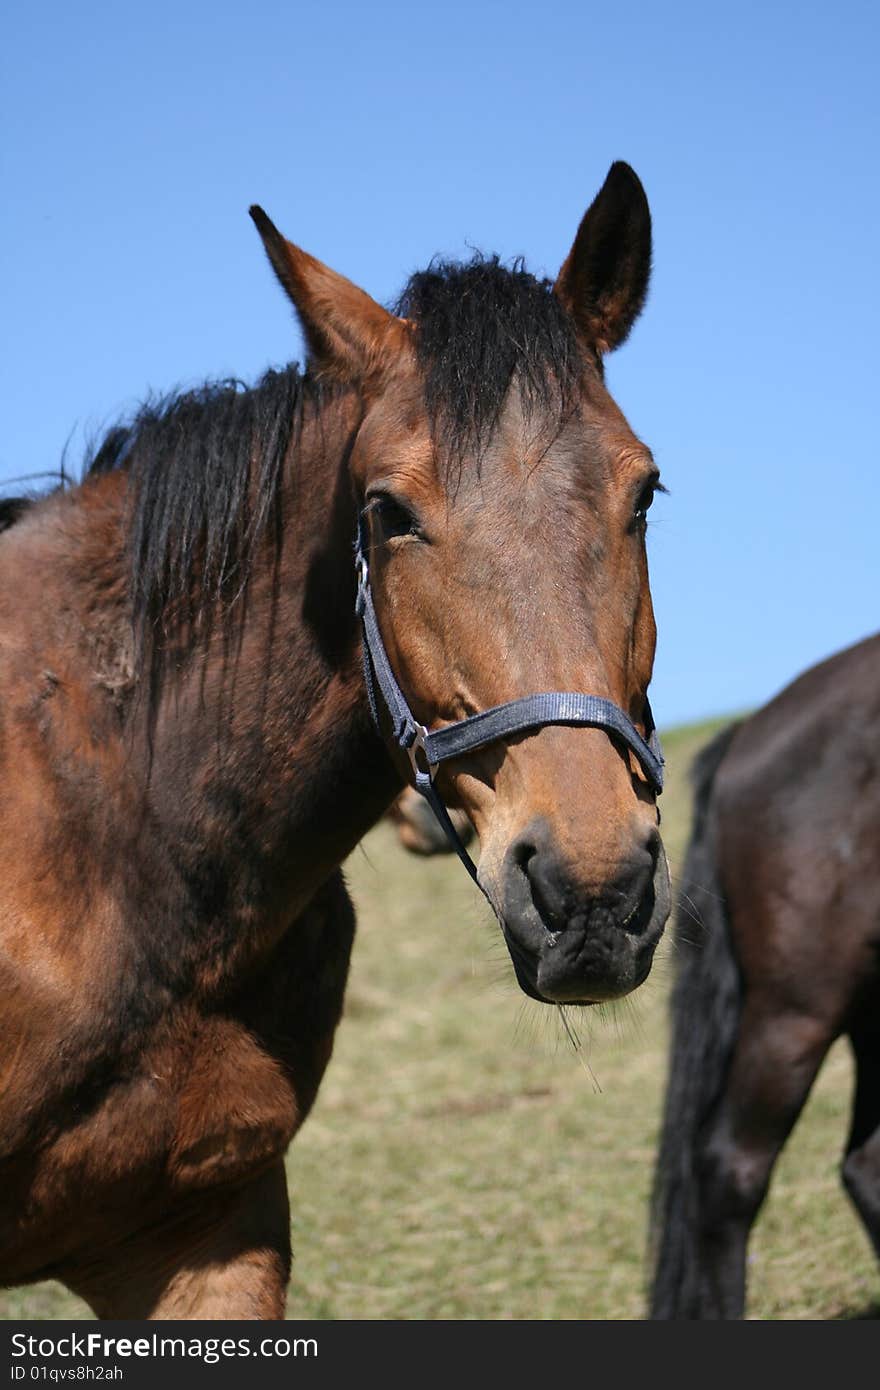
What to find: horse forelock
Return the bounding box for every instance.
[394,254,588,471]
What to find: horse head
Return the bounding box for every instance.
[251,163,670,1006]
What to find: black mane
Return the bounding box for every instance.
[84,366,312,643]
[396,254,584,463]
[0,496,34,532]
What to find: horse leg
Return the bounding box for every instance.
[691,1002,832,1318]
[841,1029,880,1263]
[65,1160,291,1320]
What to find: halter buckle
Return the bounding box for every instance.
[355,551,369,617]
[407,723,438,782]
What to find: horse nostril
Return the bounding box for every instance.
[511,837,537,877]
[645,827,662,869]
[616,834,661,935]
[507,829,565,932]
[505,822,663,938]
[510,835,571,933]
[619,871,655,935]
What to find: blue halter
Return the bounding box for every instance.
[355,519,664,884]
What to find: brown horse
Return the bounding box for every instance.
[0,162,668,1319]
[386,786,475,855]
[649,633,880,1318]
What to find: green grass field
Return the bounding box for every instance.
[2,717,878,1321]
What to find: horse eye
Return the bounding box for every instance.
[366,493,417,540]
[633,481,657,527]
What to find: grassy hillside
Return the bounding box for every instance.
[3,717,877,1321]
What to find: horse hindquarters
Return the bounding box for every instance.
[648,728,834,1319]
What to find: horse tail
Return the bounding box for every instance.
[647,720,743,1318]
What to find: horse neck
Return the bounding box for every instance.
[140,388,402,947]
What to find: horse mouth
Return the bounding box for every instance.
[504,933,580,1004]
[495,852,671,1006]
[503,933,653,1006]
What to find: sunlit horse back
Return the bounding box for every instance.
[0,163,667,1318]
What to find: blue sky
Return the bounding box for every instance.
[2,1,877,727]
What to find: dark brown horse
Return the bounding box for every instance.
[649,633,880,1318]
[0,162,668,1319]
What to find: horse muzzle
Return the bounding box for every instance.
[488,820,671,1005]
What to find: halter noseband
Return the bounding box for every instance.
[355,519,664,886]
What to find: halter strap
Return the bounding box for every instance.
[355,521,663,883]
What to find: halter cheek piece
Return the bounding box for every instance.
[355,518,664,886]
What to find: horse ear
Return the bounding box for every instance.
[554,162,652,355]
[249,206,407,380]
